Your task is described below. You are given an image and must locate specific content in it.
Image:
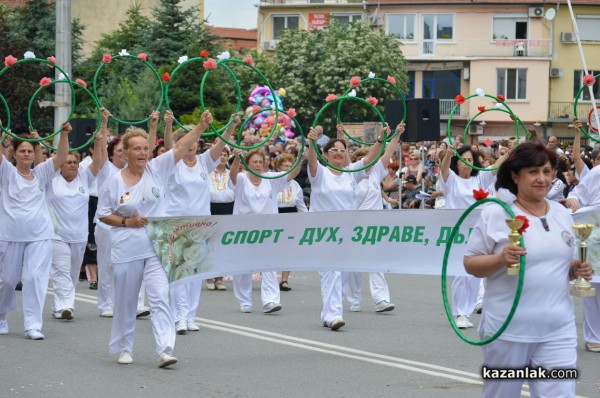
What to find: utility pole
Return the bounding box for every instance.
[55,0,72,146]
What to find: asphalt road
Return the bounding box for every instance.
[1,273,598,398]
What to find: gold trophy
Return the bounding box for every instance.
[505,218,524,275]
[571,224,596,297]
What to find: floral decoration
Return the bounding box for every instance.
[203,58,217,70]
[287,108,297,118]
[243,56,254,66]
[496,94,506,102]
[368,71,375,78]
[472,189,489,201]
[475,88,485,97]
[583,74,596,87]
[137,53,147,62]
[366,96,378,106]
[515,215,529,234]
[387,75,396,84]
[454,94,465,104]
[39,77,52,87]
[118,49,130,56]
[46,56,57,67]
[75,78,87,88]
[217,51,230,61]
[200,50,209,58]
[325,93,338,102]
[102,53,112,63]
[24,51,35,59]
[350,76,361,87]
[162,71,170,82]
[178,55,188,64]
[477,106,486,112]
[4,55,17,67]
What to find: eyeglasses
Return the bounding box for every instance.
[328,148,347,154]
[410,157,419,160]
[64,160,79,165]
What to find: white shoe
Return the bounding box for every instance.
[350,303,361,312]
[329,318,346,331]
[240,305,252,313]
[176,320,187,335]
[100,310,113,318]
[117,351,133,365]
[187,321,200,332]
[25,329,45,340]
[375,300,395,313]
[51,311,63,319]
[158,352,177,368]
[263,302,282,314]
[455,315,473,329]
[0,320,8,335]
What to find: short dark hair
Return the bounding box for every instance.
[495,142,557,195]
[449,146,482,177]
[323,138,347,154]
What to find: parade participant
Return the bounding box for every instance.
[465,142,592,397]
[343,124,402,314]
[98,110,214,367]
[440,145,507,329]
[47,112,108,321]
[275,153,308,291]
[163,115,239,334]
[0,121,71,340]
[306,123,388,331]
[229,146,303,314]
[381,161,401,209]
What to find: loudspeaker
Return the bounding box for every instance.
[69,118,97,150]
[385,99,440,142]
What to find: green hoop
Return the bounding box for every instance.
[92,54,164,125]
[573,73,600,143]
[441,197,525,346]
[0,93,10,140]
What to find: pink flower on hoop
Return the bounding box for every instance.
[4,55,17,67]
[583,74,596,87]
[478,106,486,112]
[387,75,396,85]
[243,56,254,66]
[287,108,297,118]
[102,54,112,63]
[75,78,87,88]
[46,56,57,68]
[137,53,147,62]
[40,77,52,87]
[350,76,361,87]
[454,94,465,104]
[325,93,338,102]
[203,58,217,70]
[162,72,170,82]
[366,96,378,106]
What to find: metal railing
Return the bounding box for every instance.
[260,0,363,4]
[439,99,466,118]
[403,39,552,58]
[548,101,593,120]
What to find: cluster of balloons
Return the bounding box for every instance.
[242,85,296,141]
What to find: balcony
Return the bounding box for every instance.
[439,99,467,119]
[260,0,364,5]
[548,101,596,122]
[402,39,552,59]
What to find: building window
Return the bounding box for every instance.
[331,14,363,25]
[576,16,600,41]
[574,70,600,101]
[493,14,528,40]
[422,70,461,99]
[388,14,415,40]
[497,68,527,100]
[423,14,454,41]
[273,15,300,40]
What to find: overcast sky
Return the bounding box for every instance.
[204,0,258,29]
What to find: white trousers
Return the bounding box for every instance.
[109,256,175,356]
[170,280,201,323]
[95,225,114,313]
[451,275,480,316]
[583,282,600,344]
[482,338,576,398]
[320,271,343,324]
[0,240,52,331]
[342,272,391,306]
[51,240,86,312]
[233,272,280,308]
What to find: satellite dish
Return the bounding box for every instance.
[545,8,556,21]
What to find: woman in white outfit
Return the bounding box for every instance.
[343,125,401,313]
[98,111,213,368]
[47,112,108,320]
[229,147,302,314]
[0,122,71,340]
[305,124,387,331]
[465,142,592,398]
[163,115,238,334]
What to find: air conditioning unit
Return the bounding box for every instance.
[262,40,277,51]
[469,124,484,135]
[369,15,383,26]
[550,67,563,78]
[463,67,470,81]
[529,7,544,18]
[561,32,576,43]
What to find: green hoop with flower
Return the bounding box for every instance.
[573,72,600,143]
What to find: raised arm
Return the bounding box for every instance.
[572,120,585,175]
[163,110,174,151]
[440,146,454,183]
[146,110,160,158]
[30,130,44,166]
[229,148,242,185]
[52,122,72,171]
[172,111,212,163]
[306,127,319,178]
[362,123,390,166]
[89,108,110,176]
[210,114,240,161]
[490,150,510,175]
[286,152,305,182]
[379,123,403,168]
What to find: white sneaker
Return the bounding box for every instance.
[25,329,45,340]
[0,319,8,335]
[375,300,395,313]
[240,305,252,313]
[187,321,200,332]
[350,303,361,312]
[263,302,282,314]
[117,351,133,365]
[455,315,474,329]
[158,352,177,368]
[100,310,113,318]
[176,320,187,335]
[329,318,346,331]
[51,311,63,319]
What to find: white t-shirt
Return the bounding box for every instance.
[79,154,98,196]
[569,165,600,206]
[545,178,565,202]
[0,156,57,242]
[46,167,95,243]
[575,163,590,181]
[209,169,234,203]
[97,150,175,263]
[231,172,288,215]
[439,169,495,210]
[464,200,577,342]
[357,161,387,210]
[277,179,308,212]
[161,151,219,217]
[94,161,122,227]
[308,161,365,212]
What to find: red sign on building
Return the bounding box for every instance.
[309,13,330,31]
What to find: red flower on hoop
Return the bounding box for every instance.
[137,53,147,62]
[243,56,254,66]
[4,55,17,67]
[46,56,57,68]
[515,215,529,234]
[478,106,486,112]
[75,78,87,88]
[287,108,297,118]
[387,75,396,85]
[203,58,217,70]
[200,50,209,58]
[350,76,361,87]
[325,93,338,102]
[472,189,489,201]
[162,72,170,82]
[496,94,506,102]
[39,77,52,87]
[583,74,596,87]
[454,94,465,104]
[102,54,112,63]
[366,96,378,106]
